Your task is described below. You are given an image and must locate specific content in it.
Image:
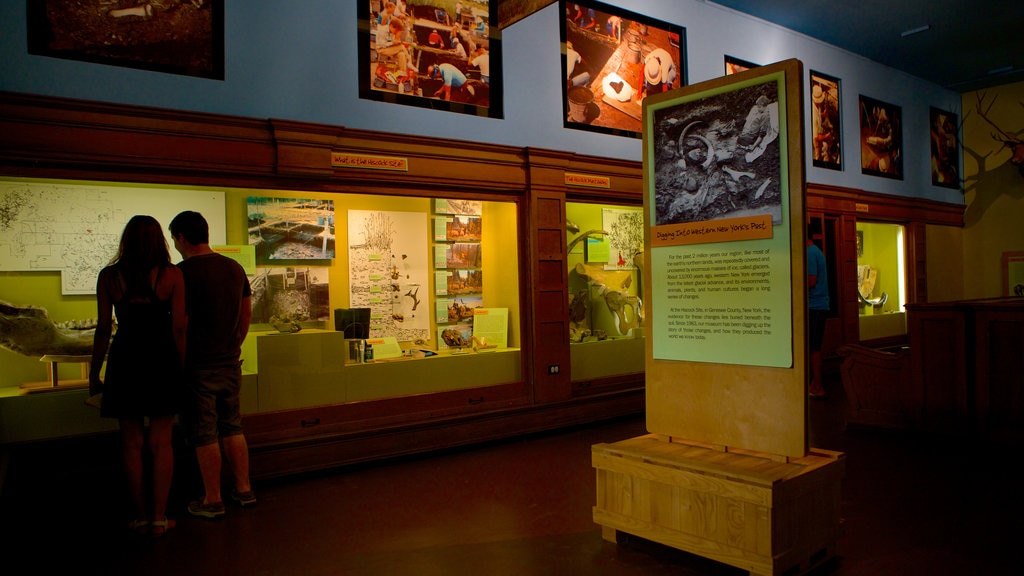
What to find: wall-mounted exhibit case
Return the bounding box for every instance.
[0,92,648,471]
[0,91,963,475]
[855,221,907,341]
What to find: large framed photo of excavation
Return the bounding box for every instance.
[560,0,685,138]
[26,0,224,79]
[360,0,503,119]
[642,59,808,457]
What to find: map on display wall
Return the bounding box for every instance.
[0,179,225,295]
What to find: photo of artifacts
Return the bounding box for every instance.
[360,0,502,119]
[26,0,223,79]
[650,78,784,226]
[248,266,331,327]
[810,70,842,170]
[724,55,758,76]
[247,197,336,264]
[859,95,903,180]
[930,107,960,189]
[561,0,685,138]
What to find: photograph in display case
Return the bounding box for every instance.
[248,266,331,325]
[437,296,483,324]
[859,95,903,180]
[26,0,224,79]
[247,197,335,264]
[810,70,842,171]
[930,106,960,188]
[560,0,685,138]
[359,1,503,119]
[446,268,483,296]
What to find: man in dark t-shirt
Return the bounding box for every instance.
[170,210,255,519]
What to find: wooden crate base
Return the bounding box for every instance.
[593,435,844,576]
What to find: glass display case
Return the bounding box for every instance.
[565,201,644,383]
[856,221,907,341]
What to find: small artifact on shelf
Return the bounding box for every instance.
[269,313,303,333]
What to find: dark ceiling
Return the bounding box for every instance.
[709,0,1024,92]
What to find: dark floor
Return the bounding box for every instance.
[1,377,1020,576]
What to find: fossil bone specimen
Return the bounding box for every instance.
[0,301,99,357]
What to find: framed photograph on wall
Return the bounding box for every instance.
[359,1,503,119]
[810,70,842,171]
[930,106,960,188]
[560,0,685,138]
[724,55,758,75]
[859,95,903,179]
[26,0,224,79]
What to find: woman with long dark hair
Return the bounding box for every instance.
[89,215,186,537]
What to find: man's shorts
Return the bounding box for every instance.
[184,362,243,447]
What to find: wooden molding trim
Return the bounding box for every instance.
[807,183,965,227]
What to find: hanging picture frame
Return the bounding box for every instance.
[859,94,903,180]
[930,106,960,188]
[560,0,685,138]
[26,0,224,79]
[724,55,759,75]
[810,70,842,171]
[359,1,503,119]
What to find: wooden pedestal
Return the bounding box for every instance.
[20,355,92,393]
[593,435,844,576]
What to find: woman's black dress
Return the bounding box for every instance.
[100,266,182,419]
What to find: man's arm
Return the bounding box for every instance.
[237,295,252,344]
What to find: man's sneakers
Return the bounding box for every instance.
[187,499,226,519]
[231,489,257,507]
[187,489,256,519]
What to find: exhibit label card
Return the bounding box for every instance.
[471,307,508,348]
[213,245,256,274]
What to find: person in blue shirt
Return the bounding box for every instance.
[428,63,474,101]
[807,223,830,398]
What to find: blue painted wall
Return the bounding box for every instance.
[0,1,963,204]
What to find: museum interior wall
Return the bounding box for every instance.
[5,1,1023,470]
[961,80,1024,300]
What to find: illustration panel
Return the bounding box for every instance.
[602,208,643,270]
[810,70,842,171]
[348,210,429,341]
[859,95,903,180]
[27,0,224,79]
[359,1,503,119]
[247,197,335,264]
[560,0,685,138]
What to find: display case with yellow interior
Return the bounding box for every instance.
[0,177,521,439]
[855,221,907,342]
[566,202,644,384]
